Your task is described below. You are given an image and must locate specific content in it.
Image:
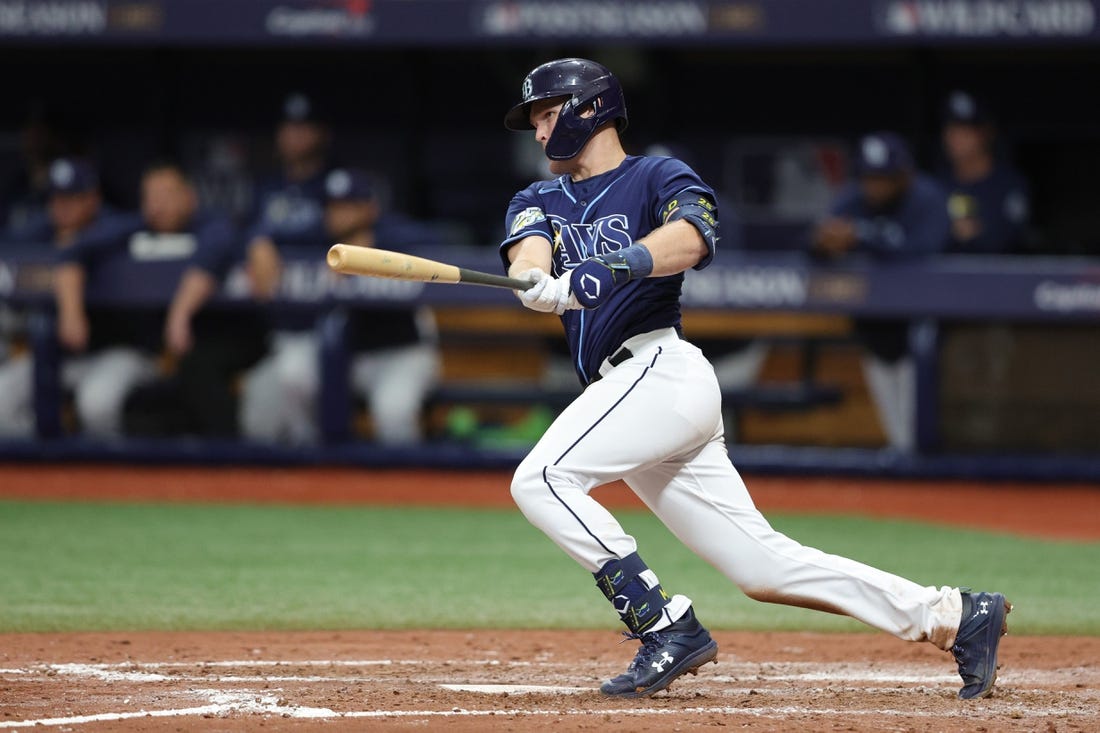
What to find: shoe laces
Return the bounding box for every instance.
[620,630,664,669]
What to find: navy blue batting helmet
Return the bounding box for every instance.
[504,58,628,161]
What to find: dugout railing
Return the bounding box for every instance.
[2,245,1100,480]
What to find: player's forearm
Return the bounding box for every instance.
[247,236,283,300]
[54,263,86,318]
[637,220,710,276]
[507,236,553,278]
[168,267,217,322]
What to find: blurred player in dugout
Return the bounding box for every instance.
[811,132,950,453]
[937,89,1033,254]
[0,160,260,439]
[245,91,334,287]
[0,157,113,436]
[240,167,442,445]
[121,162,267,438]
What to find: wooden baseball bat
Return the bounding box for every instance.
[326,244,533,291]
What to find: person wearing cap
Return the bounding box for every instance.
[938,90,1032,254]
[244,92,333,301]
[0,157,112,437]
[0,157,109,248]
[238,167,442,446]
[44,161,261,438]
[811,132,951,452]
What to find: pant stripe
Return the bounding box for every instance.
[540,347,664,557]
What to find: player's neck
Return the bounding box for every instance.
[285,156,325,183]
[562,133,627,182]
[953,151,994,184]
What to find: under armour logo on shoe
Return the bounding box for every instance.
[978,600,990,615]
[651,651,675,673]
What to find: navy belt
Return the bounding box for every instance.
[608,346,633,367]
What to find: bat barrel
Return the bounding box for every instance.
[326,243,533,291]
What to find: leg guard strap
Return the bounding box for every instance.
[594,552,671,634]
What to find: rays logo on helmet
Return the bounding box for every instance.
[522,76,534,101]
[510,206,546,235]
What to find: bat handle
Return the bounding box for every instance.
[459,268,535,291]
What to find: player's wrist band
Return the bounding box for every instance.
[599,244,654,282]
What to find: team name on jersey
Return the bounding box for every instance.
[550,213,633,269]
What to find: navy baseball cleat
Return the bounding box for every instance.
[600,607,718,698]
[952,591,1012,700]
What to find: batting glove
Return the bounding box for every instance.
[568,245,654,309]
[516,268,580,315]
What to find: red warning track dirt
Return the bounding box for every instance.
[1,465,1097,731]
[0,464,1096,541]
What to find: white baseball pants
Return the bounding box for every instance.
[510,328,962,649]
[0,348,157,438]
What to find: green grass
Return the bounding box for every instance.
[1,499,1096,635]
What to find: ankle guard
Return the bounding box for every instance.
[594,552,671,634]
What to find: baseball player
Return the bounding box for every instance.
[812,132,951,453]
[245,92,333,301]
[0,157,111,437]
[239,167,441,446]
[938,90,1032,254]
[500,58,1009,701]
[48,161,249,438]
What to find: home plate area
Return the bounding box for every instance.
[1,630,1097,732]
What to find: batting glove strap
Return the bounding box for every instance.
[569,245,653,309]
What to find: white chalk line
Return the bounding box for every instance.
[4,659,1093,687]
[2,699,1093,729]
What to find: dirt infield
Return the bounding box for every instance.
[2,465,1098,730]
[2,629,1098,731]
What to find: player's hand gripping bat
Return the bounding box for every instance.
[326,244,534,291]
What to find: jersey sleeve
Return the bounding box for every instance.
[498,185,554,272]
[55,212,143,267]
[189,214,242,281]
[650,158,720,270]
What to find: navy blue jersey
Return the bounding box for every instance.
[500,155,717,385]
[245,169,329,248]
[827,173,950,259]
[59,209,240,280]
[940,163,1031,254]
[58,210,241,352]
[0,204,120,249]
[56,211,146,267]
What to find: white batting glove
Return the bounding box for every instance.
[556,269,582,314]
[516,268,557,313]
[517,269,583,315]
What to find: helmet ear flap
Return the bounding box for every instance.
[545,75,624,160]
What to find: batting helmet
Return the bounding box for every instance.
[504,58,628,161]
